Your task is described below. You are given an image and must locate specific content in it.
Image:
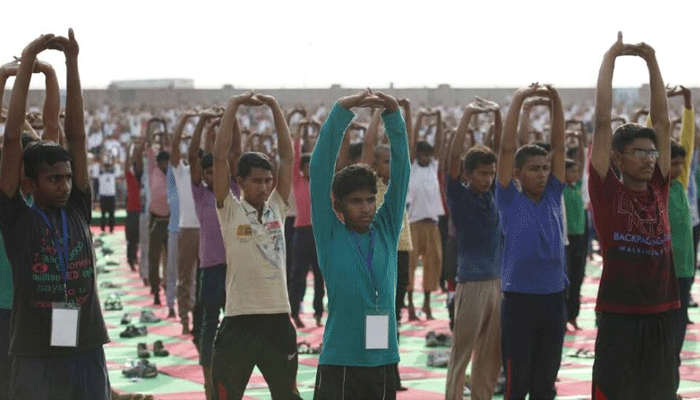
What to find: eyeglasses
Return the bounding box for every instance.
[622,149,659,159]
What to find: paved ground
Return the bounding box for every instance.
[95,227,700,400]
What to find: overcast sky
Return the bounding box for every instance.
[2,0,698,90]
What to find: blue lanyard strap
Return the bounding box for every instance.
[353,231,377,307]
[32,206,69,292]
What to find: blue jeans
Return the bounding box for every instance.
[198,264,226,367]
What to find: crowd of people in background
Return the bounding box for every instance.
[0,30,697,400]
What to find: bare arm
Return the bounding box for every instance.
[449,104,482,179]
[1,35,54,197]
[434,110,446,169]
[361,109,382,165]
[35,60,60,143]
[214,93,259,207]
[591,33,625,179]
[170,111,197,166]
[257,94,293,202]
[51,29,89,191]
[189,111,220,185]
[498,84,539,187]
[642,44,670,177]
[544,86,566,183]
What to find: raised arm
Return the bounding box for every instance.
[498,84,540,187]
[228,118,242,179]
[171,111,197,167]
[449,102,484,179]
[50,29,88,191]
[361,109,382,165]
[476,97,503,152]
[543,85,566,183]
[669,85,695,187]
[639,43,670,178]
[1,34,54,197]
[411,110,427,162]
[568,121,586,182]
[374,92,410,235]
[310,90,371,239]
[35,60,60,143]
[398,99,413,159]
[433,110,446,169]
[0,61,20,110]
[257,94,293,202]
[190,110,222,185]
[214,93,259,207]
[591,33,626,179]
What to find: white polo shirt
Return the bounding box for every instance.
[217,189,291,317]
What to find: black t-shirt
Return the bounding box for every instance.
[0,185,109,356]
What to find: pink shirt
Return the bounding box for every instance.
[293,140,311,227]
[148,147,170,217]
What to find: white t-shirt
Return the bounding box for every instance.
[407,159,445,222]
[173,161,200,229]
[98,171,117,196]
[217,190,290,317]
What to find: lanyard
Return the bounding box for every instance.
[353,231,377,310]
[32,206,69,300]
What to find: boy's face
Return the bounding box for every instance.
[334,188,377,233]
[515,155,550,199]
[565,164,579,185]
[26,161,73,209]
[301,162,310,179]
[466,162,496,194]
[373,151,391,181]
[670,156,684,181]
[417,151,432,167]
[202,167,214,188]
[612,138,657,183]
[237,167,274,209]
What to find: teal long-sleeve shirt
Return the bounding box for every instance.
[310,103,410,367]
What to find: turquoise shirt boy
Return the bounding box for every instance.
[310,103,410,367]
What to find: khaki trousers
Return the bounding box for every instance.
[445,279,502,400]
[408,220,442,292]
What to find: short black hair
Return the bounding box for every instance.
[300,154,311,169]
[416,141,433,155]
[332,163,377,202]
[612,124,657,153]
[21,132,39,149]
[156,151,170,162]
[237,152,273,178]
[201,153,214,169]
[532,141,551,153]
[671,141,686,159]
[349,143,363,162]
[23,141,71,179]
[462,145,497,173]
[515,144,549,169]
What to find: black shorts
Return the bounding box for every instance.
[313,363,398,400]
[592,311,679,400]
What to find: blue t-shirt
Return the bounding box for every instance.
[496,175,567,294]
[166,164,179,233]
[446,177,501,282]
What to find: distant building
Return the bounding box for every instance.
[108,79,194,90]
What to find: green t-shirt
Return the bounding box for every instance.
[563,180,586,236]
[0,232,12,309]
[668,180,695,278]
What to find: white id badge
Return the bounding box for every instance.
[51,302,80,347]
[365,312,389,349]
